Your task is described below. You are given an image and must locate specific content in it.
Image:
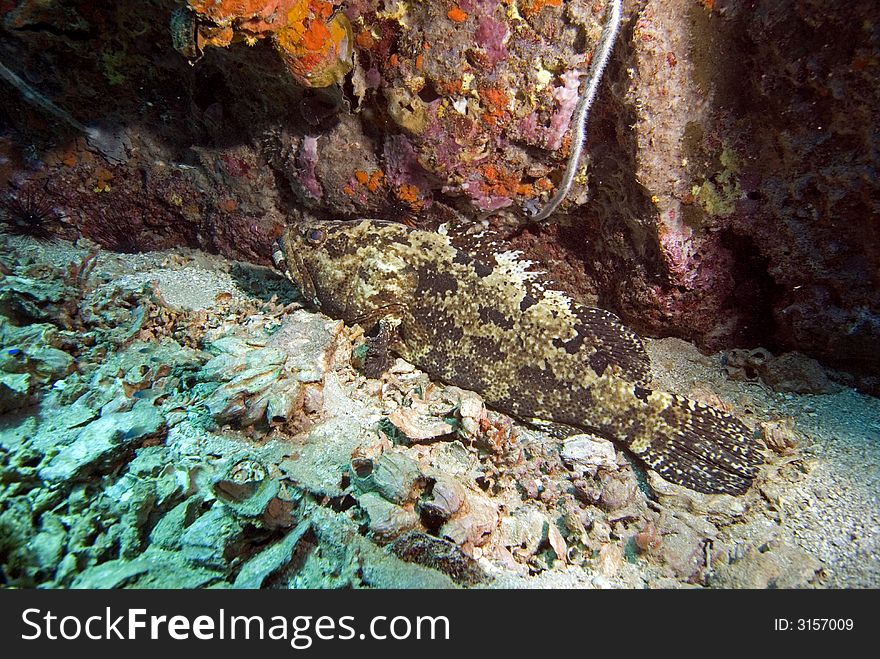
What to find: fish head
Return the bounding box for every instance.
[277,219,417,325]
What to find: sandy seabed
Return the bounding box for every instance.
[0,235,876,589]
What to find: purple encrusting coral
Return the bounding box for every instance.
[465,0,510,65]
[461,177,513,212]
[383,135,437,199]
[475,15,509,67]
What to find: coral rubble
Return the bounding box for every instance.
[2,234,866,588]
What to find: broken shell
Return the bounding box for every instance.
[760,418,799,455]
[561,433,617,477]
[350,451,423,504]
[547,521,567,563]
[419,476,466,527]
[358,492,421,540]
[214,458,267,502]
[272,243,286,269]
[213,457,280,519]
[439,495,498,548]
[170,6,200,60]
[203,365,283,420]
[388,407,455,442]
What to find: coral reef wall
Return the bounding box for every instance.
[591,0,880,385]
[0,0,877,386]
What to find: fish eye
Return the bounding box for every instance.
[304,228,325,244]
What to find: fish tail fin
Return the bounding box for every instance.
[626,393,763,495]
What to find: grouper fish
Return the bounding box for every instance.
[274,219,763,495]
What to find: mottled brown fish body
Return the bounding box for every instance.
[277,220,762,495]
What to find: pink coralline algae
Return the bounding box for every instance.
[474,14,509,67]
[297,135,322,201]
[383,135,437,205]
[547,70,583,151]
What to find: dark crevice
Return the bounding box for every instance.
[718,229,778,348]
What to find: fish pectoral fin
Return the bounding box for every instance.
[353,314,402,379]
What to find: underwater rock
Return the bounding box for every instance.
[0,316,76,402]
[39,400,166,482]
[273,3,354,88]
[149,496,205,551]
[647,472,750,524]
[213,457,280,518]
[265,308,345,379]
[126,447,186,509]
[0,339,75,390]
[177,0,353,88]
[0,414,35,452]
[233,519,311,588]
[598,469,638,512]
[722,347,837,394]
[439,494,498,549]
[604,0,880,376]
[88,340,207,412]
[389,531,485,586]
[561,434,618,477]
[122,551,223,589]
[26,512,67,583]
[357,492,421,540]
[654,514,716,581]
[26,346,75,383]
[724,347,774,382]
[350,451,424,505]
[418,476,466,529]
[712,541,825,589]
[123,446,172,479]
[70,550,222,589]
[70,558,153,589]
[0,372,31,414]
[116,479,159,560]
[340,0,613,213]
[499,506,548,559]
[0,0,872,395]
[759,352,838,395]
[0,275,64,324]
[180,502,244,568]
